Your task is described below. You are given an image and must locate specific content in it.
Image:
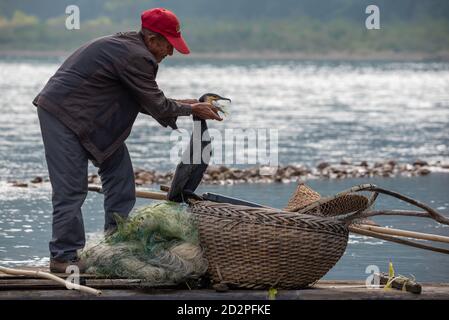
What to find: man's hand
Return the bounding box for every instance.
[191,103,223,121]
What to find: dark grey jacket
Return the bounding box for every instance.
[33,31,192,164]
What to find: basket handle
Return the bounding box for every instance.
[337,184,449,226]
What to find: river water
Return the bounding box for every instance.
[0,57,448,282]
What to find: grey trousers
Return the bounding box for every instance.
[37,107,136,261]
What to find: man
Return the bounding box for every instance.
[33,8,222,273]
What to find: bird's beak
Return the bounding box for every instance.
[216,95,231,103]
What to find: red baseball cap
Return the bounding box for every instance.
[141,8,190,54]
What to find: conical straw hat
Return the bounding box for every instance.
[284,182,370,217]
[284,183,321,212]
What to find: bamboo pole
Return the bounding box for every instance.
[88,184,167,200]
[0,266,102,296]
[356,210,432,220]
[88,183,449,252]
[135,190,167,200]
[355,224,449,244]
[349,226,449,255]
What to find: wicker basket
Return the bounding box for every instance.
[191,200,349,289]
[190,182,449,289]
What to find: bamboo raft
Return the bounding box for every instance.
[1,267,449,300]
[2,183,448,299]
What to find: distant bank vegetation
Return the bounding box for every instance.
[0,0,448,54]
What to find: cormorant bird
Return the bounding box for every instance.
[168,93,231,202]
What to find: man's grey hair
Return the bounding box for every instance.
[141,27,164,41]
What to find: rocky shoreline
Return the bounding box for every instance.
[9,160,449,188]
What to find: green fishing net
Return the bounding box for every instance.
[81,202,208,286]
